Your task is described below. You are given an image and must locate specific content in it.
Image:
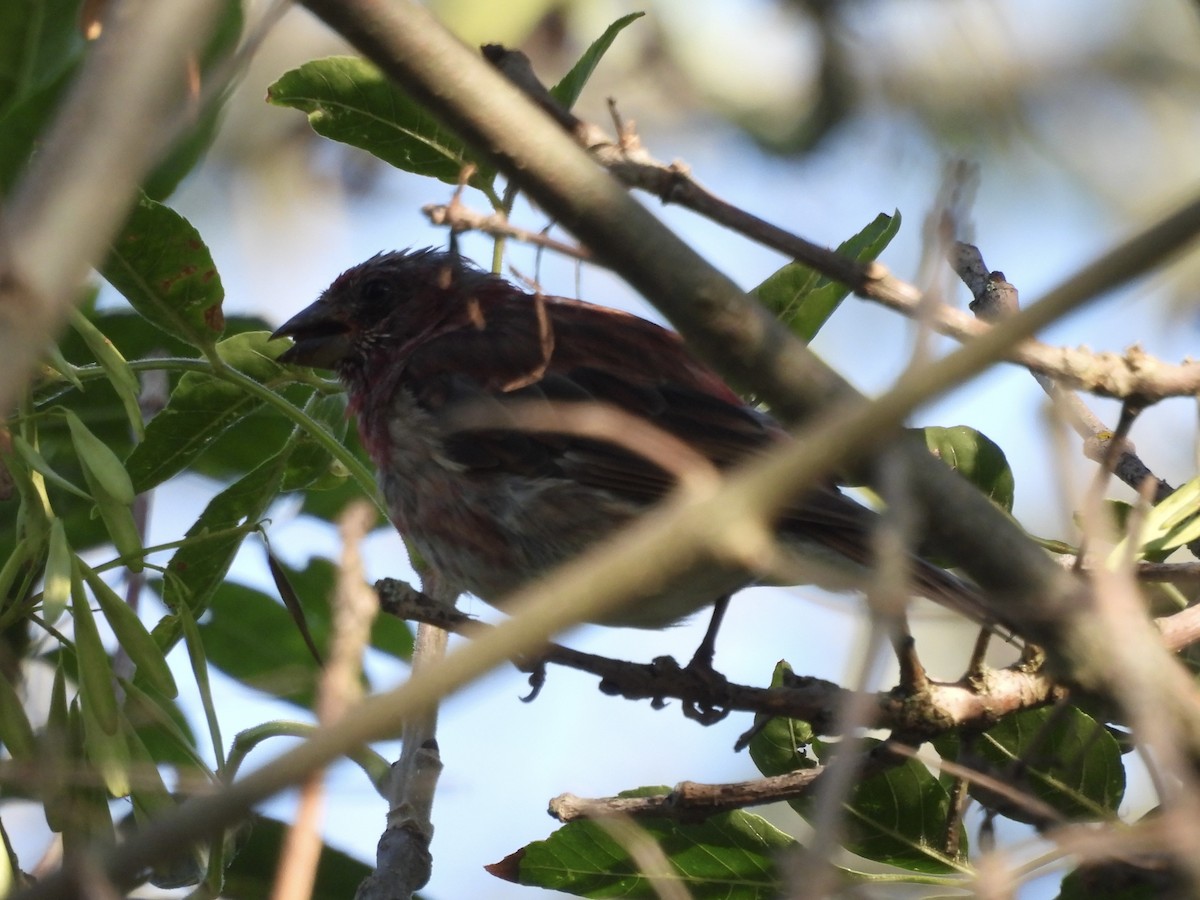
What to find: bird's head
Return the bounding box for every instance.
[270,248,494,379]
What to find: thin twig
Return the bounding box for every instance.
[951,243,1175,500]
[423,201,590,261]
[273,501,378,900]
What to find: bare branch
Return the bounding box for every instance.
[375,577,1063,738]
[952,243,1176,501]
[422,201,590,261]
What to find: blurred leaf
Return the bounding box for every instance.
[437,0,556,47]
[100,194,226,350]
[753,212,900,342]
[0,65,76,196]
[42,518,72,625]
[0,0,83,114]
[125,332,290,493]
[41,663,71,832]
[267,56,493,193]
[549,13,645,110]
[922,425,1014,513]
[62,700,115,855]
[1056,810,1180,899]
[0,658,36,762]
[297,425,376,524]
[223,815,372,900]
[970,706,1124,823]
[79,690,130,797]
[1114,475,1200,563]
[70,562,119,735]
[142,0,242,200]
[124,722,175,824]
[493,788,793,898]
[0,0,83,194]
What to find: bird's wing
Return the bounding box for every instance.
[401,296,781,505]
[400,294,997,627]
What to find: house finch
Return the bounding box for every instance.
[272,249,991,632]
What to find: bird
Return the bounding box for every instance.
[271,248,992,642]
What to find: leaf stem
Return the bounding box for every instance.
[51,357,383,516]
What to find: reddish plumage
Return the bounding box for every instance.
[272,249,989,629]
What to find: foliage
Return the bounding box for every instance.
[0,3,1193,899]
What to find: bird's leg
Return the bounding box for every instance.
[677,595,732,724]
[688,594,730,674]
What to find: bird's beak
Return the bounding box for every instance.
[270,301,352,370]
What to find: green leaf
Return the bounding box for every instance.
[77,557,177,698]
[0,658,36,762]
[797,740,964,874]
[70,310,144,439]
[177,599,225,770]
[200,559,412,709]
[154,448,290,639]
[496,789,793,898]
[70,562,119,736]
[79,690,131,798]
[266,56,492,192]
[838,751,963,873]
[41,663,71,832]
[754,212,900,342]
[222,815,373,900]
[549,13,645,110]
[280,391,350,493]
[124,332,289,493]
[0,0,84,115]
[11,433,90,500]
[63,408,144,571]
[62,700,115,853]
[42,518,72,625]
[64,408,134,504]
[748,661,816,777]
[1113,474,1200,563]
[121,678,207,774]
[970,705,1124,823]
[921,425,1014,513]
[100,194,226,350]
[124,721,176,824]
[0,64,76,197]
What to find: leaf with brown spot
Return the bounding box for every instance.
[100,193,226,351]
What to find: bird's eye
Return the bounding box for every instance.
[359,278,392,314]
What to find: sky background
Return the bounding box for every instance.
[14,1,1200,897]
